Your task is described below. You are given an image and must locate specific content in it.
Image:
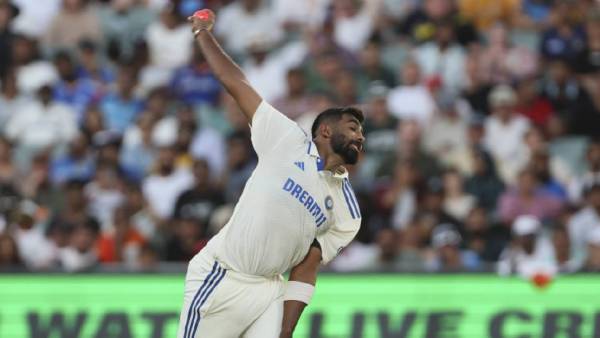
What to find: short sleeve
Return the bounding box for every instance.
[316,220,360,265]
[250,100,306,158]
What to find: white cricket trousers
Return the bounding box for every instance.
[177,249,285,338]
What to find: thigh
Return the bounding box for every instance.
[242,298,283,338]
[177,257,234,338]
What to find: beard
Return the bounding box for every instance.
[331,133,360,165]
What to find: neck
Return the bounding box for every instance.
[315,141,345,172]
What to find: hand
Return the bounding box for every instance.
[188,9,216,36]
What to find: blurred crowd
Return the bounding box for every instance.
[0,0,599,276]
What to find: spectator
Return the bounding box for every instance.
[377,120,442,180]
[75,39,115,89]
[11,0,61,38]
[414,18,466,94]
[567,177,600,270]
[215,0,282,55]
[400,0,478,46]
[5,84,78,158]
[84,164,124,231]
[242,37,289,102]
[13,200,58,269]
[124,183,160,243]
[423,94,470,167]
[120,113,157,182]
[165,217,207,261]
[356,39,396,94]
[497,215,557,277]
[144,1,192,87]
[528,150,568,200]
[461,53,492,116]
[380,160,418,230]
[43,0,102,51]
[581,226,600,272]
[0,233,21,268]
[222,131,257,203]
[442,168,476,222]
[0,0,18,78]
[483,84,531,183]
[463,206,510,262]
[173,159,224,226]
[135,242,160,271]
[142,146,193,220]
[98,0,155,61]
[539,2,586,64]
[415,177,462,233]
[273,67,317,120]
[0,69,27,131]
[357,84,398,179]
[52,50,101,122]
[425,223,481,272]
[574,9,600,74]
[331,69,358,106]
[514,76,554,127]
[387,59,437,127]
[170,45,222,106]
[551,223,578,273]
[567,139,600,204]
[478,23,538,85]
[58,217,99,272]
[332,0,382,52]
[541,59,600,137]
[12,33,58,95]
[50,134,95,185]
[53,180,89,227]
[81,105,105,139]
[97,206,145,265]
[497,168,563,225]
[336,228,401,272]
[99,63,143,134]
[19,152,59,212]
[272,0,329,32]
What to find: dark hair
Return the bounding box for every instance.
[311,107,364,139]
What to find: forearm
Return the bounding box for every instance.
[281,246,321,337]
[194,31,246,94]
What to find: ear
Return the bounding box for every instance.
[320,123,333,139]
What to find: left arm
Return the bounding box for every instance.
[280,245,322,338]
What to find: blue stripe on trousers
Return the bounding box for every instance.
[188,267,227,338]
[183,261,218,338]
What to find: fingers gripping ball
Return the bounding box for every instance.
[190,9,215,35]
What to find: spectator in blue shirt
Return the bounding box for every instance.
[170,45,221,106]
[99,63,143,134]
[52,50,101,123]
[50,134,95,185]
[76,40,115,88]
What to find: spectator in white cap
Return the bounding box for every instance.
[497,215,557,276]
[425,223,481,272]
[483,84,531,184]
[581,226,600,272]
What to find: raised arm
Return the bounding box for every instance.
[280,245,322,338]
[188,10,261,121]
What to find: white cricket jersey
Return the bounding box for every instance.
[203,101,362,277]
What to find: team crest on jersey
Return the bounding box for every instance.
[325,196,334,210]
